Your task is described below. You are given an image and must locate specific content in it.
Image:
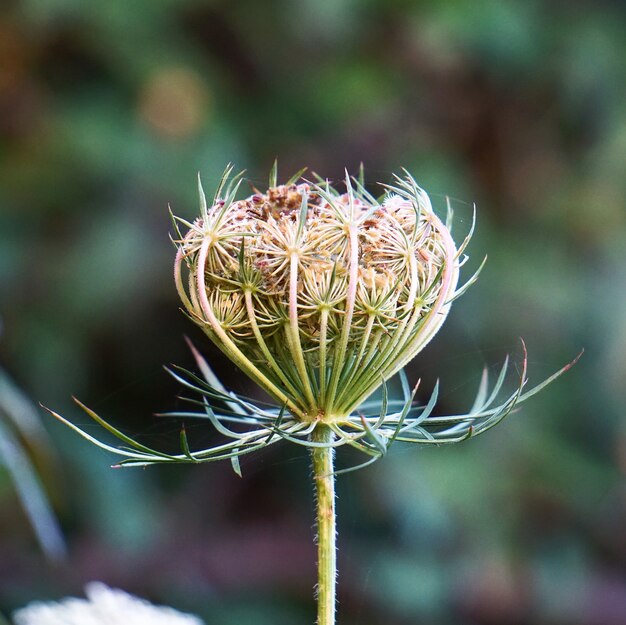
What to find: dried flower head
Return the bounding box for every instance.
[48,165,578,472]
[13,582,204,625]
[174,167,460,422]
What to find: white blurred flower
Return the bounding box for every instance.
[13,582,204,625]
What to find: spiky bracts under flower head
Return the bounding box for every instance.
[174,166,460,422]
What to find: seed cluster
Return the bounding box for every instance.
[175,171,459,421]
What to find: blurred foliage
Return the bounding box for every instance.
[1,0,625,623]
[0,363,65,562]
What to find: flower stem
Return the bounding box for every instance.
[311,424,336,625]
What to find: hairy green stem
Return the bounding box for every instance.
[311,424,336,625]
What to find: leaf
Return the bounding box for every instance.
[179,426,196,461]
[286,166,307,185]
[265,403,286,445]
[230,454,242,478]
[197,172,208,219]
[43,405,153,459]
[407,379,438,429]
[71,398,175,459]
[0,418,66,562]
[200,398,257,439]
[296,188,309,241]
[269,159,278,187]
[484,355,510,410]
[445,255,487,305]
[455,203,477,257]
[517,349,584,404]
[213,163,235,204]
[399,369,411,404]
[359,414,387,455]
[470,367,489,414]
[333,454,380,476]
[378,378,388,425]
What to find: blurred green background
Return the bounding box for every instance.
[1,0,625,623]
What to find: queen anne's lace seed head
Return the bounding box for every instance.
[13,582,204,625]
[47,164,577,470]
[174,168,460,423]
